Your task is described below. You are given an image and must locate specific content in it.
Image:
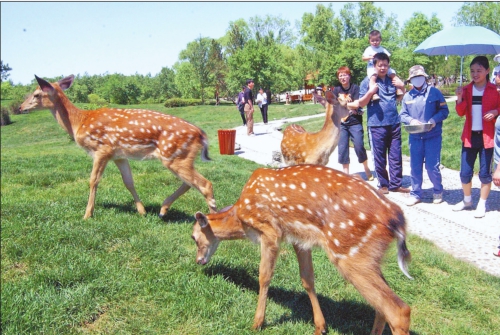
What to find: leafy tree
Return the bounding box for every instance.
[179,37,212,103]
[1,61,12,82]
[249,15,295,46]
[221,19,250,58]
[453,2,500,33]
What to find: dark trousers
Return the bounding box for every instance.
[259,104,268,124]
[338,123,368,164]
[368,124,403,190]
[238,105,246,125]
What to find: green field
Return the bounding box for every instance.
[1,102,498,335]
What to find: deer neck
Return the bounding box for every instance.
[209,207,247,240]
[50,91,83,140]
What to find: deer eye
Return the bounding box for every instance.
[34,94,40,98]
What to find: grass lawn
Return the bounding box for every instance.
[1,101,498,335]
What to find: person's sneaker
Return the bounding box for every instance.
[433,193,443,204]
[372,93,380,101]
[390,186,410,193]
[474,205,486,218]
[493,249,500,258]
[452,200,473,211]
[405,197,421,206]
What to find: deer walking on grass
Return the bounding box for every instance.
[20,75,217,219]
[280,91,350,166]
[192,165,412,335]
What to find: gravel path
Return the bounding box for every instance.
[229,114,500,277]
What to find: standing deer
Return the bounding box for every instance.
[280,91,350,166]
[20,75,217,219]
[192,165,412,335]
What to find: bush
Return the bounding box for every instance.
[164,98,202,108]
[1,106,11,126]
[84,94,108,110]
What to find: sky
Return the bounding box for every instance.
[1,1,465,85]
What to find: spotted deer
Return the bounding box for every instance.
[280,91,350,166]
[20,75,217,219]
[192,165,412,335]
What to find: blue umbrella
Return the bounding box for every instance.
[414,26,500,85]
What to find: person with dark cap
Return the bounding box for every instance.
[399,65,449,206]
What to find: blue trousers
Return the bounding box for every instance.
[338,123,368,164]
[409,134,443,199]
[460,145,493,184]
[369,124,403,190]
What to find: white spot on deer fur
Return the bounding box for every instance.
[359,212,366,220]
[333,204,339,211]
[310,191,316,197]
[297,204,304,211]
[349,246,359,256]
[334,239,340,246]
[348,220,354,226]
[301,182,307,189]
[340,222,346,229]
[89,124,94,129]
[329,222,335,229]
[327,231,332,237]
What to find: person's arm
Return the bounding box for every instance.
[399,95,414,125]
[493,161,500,187]
[356,79,379,108]
[429,89,450,126]
[455,85,468,117]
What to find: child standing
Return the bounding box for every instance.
[399,65,449,206]
[453,56,500,218]
[362,30,403,100]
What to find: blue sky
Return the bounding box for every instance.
[1,1,465,85]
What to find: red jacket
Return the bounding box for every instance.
[455,82,500,149]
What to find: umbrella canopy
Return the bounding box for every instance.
[414,26,500,85]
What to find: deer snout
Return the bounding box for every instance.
[196,257,208,265]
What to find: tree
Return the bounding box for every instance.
[453,2,500,33]
[1,61,12,82]
[179,37,212,103]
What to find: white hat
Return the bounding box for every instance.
[494,54,500,63]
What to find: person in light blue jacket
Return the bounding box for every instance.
[400,65,449,206]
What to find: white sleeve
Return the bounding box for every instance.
[362,46,373,58]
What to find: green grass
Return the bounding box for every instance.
[1,102,498,335]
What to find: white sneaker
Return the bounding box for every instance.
[452,201,473,211]
[405,197,421,206]
[474,206,486,218]
[433,193,443,204]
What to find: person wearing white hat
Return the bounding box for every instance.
[491,53,500,87]
[399,65,449,206]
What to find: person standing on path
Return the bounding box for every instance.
[356,52,409,195]
[244,79,255,136]
[237,86,247,126]
[493,115,500,257]
[453,56,500,218]
[399,65,449,206]
[332,66,373,180]
[256,87,268,124]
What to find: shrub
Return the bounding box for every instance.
[84,94,108,110]
[1,106,11,126]
[164,98,202,108]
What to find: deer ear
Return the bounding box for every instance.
[195,212,209,228]
[326,90,337,105]
[35,75,54,94]
[58,75,75,91]
[313,92,326,107]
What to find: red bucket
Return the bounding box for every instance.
[217,129,236,155]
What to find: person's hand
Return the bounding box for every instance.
[369,79,379,94]
[483,109,499,122]
[392,76,404,89]
[455,86,463,98]
[493,165,500,187]
[429,119,436,129]
[410,119,422,125]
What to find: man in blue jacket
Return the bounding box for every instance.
[400,65,449,206]
[357,52,409,194]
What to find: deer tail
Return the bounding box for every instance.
[200,131,211,162]
[390,211,413,280]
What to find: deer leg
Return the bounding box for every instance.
[252,236,280,331]
[84,155,110,219]
[159,182,191,218]
[114,159,146,215]
[163,159,216,214]
[337,261,411,335]
[293,245,327,335]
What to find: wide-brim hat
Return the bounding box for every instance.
[407,65,428,80]
[494,54,500,63]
